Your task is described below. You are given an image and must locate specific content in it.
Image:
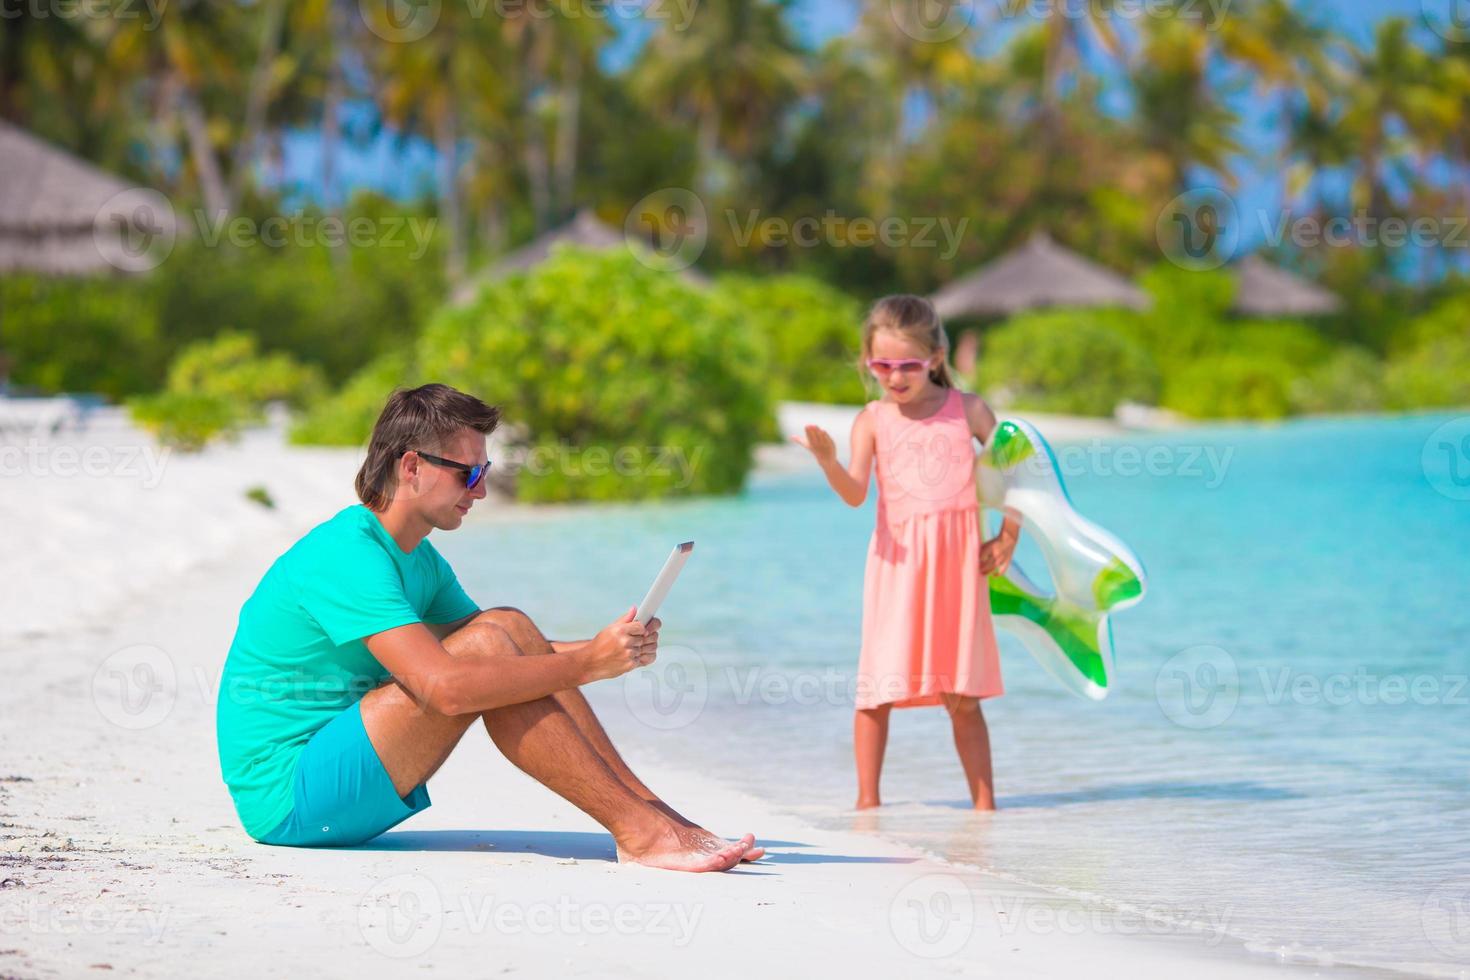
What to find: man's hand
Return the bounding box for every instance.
[577,607,661,683]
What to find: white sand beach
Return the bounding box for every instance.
[0,408,1310,979]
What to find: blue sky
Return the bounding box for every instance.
[280,0,1451,254]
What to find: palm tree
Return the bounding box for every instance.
[633,0,805,199]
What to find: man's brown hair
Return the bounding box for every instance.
[355,383,502,511]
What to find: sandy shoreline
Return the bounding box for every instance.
[1,406,1331,978]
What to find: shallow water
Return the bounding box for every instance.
[443,412,1470,977]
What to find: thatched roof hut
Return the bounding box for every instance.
[1231,254,1343,317]
[931,232,1150,319]
[0,121,175,276]
[452,208,709,305]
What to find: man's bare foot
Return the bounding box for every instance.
[855,796,881,810]
[616,823,758,873]
[648,799,764,862]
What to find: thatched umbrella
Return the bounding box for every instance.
[931,232,1150,320]
[1231,254,1343,317]
[0,120,175,276]
[451,208,709,305]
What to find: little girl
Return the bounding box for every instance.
[792,295,1018,811]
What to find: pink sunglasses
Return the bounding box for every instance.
[867,357,931,375]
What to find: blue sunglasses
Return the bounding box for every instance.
[413,450,491,490]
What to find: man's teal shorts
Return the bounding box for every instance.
[257,701,430,848]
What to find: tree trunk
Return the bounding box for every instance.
[321,0,347,213]
[179,85,230,219]
[552,52,582,221]
[436,103,465,282]
[230,0,287,210]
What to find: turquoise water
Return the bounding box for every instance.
[443,413,1470,976]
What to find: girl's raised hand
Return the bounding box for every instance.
[790,424,838,465]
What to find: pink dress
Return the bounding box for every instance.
[857,387,1004,710]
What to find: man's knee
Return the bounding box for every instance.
[443,621,524,660]
[474,607,545,644]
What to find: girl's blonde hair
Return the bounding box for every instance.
[859,294,957,390]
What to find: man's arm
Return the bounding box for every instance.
[424,611,480,641]
[366,617,648,717]
[427,612,588,655]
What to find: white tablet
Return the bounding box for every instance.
[635,541,694,625]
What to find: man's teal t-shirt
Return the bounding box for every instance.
[216,504,479,839]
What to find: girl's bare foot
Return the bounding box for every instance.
[615,821,758,873]
[855,796,882,810]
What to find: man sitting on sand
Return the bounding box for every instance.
[216,383,760,872]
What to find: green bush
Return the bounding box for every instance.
[1164,353,1297,420]
[166,330,325,418]
[408,246,771,502]
[1,195,443,401]
[709,274,865,405]
[1384,331,1470,409]
[290,349,416,447]
[1290,347,1385,414]
[128,331,323,450]
[0,276,163,398]
[976,310,1159,416]
[127,391,241,451]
